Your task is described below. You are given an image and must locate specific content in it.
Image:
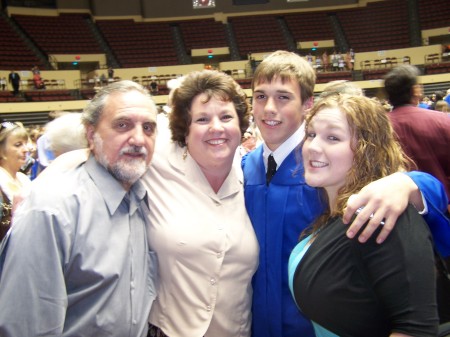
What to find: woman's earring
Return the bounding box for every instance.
[182,147,188,160]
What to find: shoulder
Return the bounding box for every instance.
[241,145,262,170]
[16,172,30,185]
[28,164,91,207]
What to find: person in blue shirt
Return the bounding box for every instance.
[242,50,450,337]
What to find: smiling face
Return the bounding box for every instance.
[86,90,157,190]
[1,130,29,174]
[185,93,241,175]
[252,77,311,151]
[302,107,354,206]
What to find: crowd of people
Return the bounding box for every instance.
[304,49,354,72]
[0,51,449,337]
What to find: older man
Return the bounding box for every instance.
[0,80,158,336]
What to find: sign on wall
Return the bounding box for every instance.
[193,0,216,8]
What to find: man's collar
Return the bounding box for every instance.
[263,122,305,167]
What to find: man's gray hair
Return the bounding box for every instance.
[82,80,154,127]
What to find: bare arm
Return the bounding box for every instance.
[343,172,422,244]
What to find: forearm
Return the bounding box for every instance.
[344,172,424,243]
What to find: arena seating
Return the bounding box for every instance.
[0,91,23,102]
[229,15,288,59]
[0,15,44,70]
[178,19,228,52]
[284,11,334,43]
[1,0,449,107]
[96,19,178,68]
[418,0,450,30]
[336,0,410,52]
[13,13,102,54]
[24,90,75,102]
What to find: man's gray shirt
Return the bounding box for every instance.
[0,155,157,336]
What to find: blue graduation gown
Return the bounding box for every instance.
[242,146,324,337]
[407,171,450,257]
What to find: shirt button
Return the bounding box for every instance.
[216,252,222,258]
[132,319,137,325]
[206,305,212,311]
[131,281,135,289]
[210,277,216,285]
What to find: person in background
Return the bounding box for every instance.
[319,80,364,98]
[0,80,159,336]
[45,112,88,158]
[31,65,40,75]
[33,71,45,90]
[0,121,31,240]
[35,110,68,175]
[345,50,353,71]
[107,66,114,80]
[331,50,339,71]
[150,78,159,95]
[147,69,258,337]
[430,91,445,110]
[242,50,450,337]
[8,70,20,96]
[435,100,450,113]
[25,125,43,180]
[322,50,329,72]
[418,95,431,109]
[384,65,450,205]
[0,77,6,91]
[289,93,438,337]
[384,64,450,324]
[444,88,450,106]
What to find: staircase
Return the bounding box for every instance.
[170,24,191,65]
[84,16,120,68]
[276,16,297,52]
[224,22,241,61]
[2,11,51,69]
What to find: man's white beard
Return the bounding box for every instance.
[93,133,148,186]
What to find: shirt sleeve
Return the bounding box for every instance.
[0,206,72,336]
[352,205,439,337]
[405,171,450,257]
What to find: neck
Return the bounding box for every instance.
[121,182,131,192]
[202,165,231,194]
[0,165,18,180]
[326,190,337,212]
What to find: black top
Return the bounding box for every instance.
[292,205,438,337]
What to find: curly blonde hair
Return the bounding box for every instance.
[303,94,415,233]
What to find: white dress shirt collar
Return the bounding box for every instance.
[263,122,305,170]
